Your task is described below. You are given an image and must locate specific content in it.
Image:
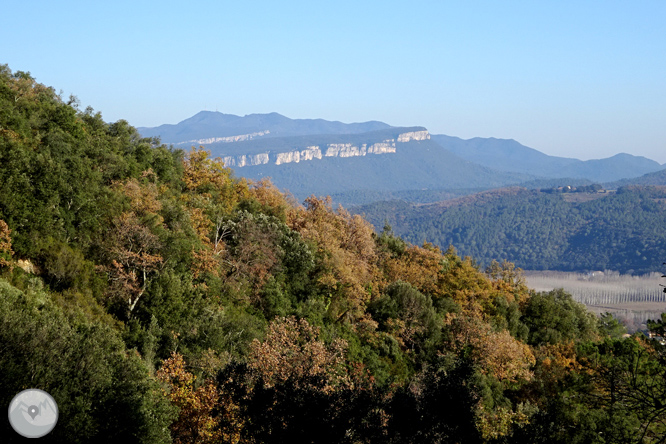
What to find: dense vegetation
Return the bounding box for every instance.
[356,186,666,274]
[3,65,666,443]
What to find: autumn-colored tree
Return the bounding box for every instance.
[102,178,166,316]
[0,219,13,270]
[113,177,162,215]
[222,211,285,295]
[289,196,379,321]
[157,352,221,444]
[104,212,163,315]
[248,177,295,222]
[180,147,250,280]
[446,313,535,384]
[486,259,530,306]
[248,316,349,392]
[443,312,535,440]
[381,243,447,301]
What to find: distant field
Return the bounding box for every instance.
[524,270,666,332]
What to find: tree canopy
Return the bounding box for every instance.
[2,64,666,443]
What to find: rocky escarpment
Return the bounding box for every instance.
[397,130,430,142]
[174,131,270,146]
[221,130,430,168]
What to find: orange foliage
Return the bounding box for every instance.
[381,243,504,316]
[113,177,163,217]
[157,352,221,444]
[382,244,446,299]
[533,341,581,380]
[486,259,530,306]
[181,147,250,210]
[249,177,295,220]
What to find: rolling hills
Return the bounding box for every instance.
[354,185,666,274]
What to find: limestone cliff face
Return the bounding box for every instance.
[325,143,365,157]
[275,146,323,165]
[397,130,430,142]
[367,142,396,154]
[220,130,428,168]
[222,153,270,167]
[176,131,270,146]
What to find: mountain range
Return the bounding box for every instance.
[431,135,664,183]
[138,111,666,203]
[138,111,391,143]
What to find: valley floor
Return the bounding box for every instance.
[524,270,666,332]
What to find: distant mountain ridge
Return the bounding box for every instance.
[138,111,392,144]
[138,111,663,202]
[432,135,664,183]
[232,136,534,198]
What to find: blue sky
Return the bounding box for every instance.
[2,1,665,162]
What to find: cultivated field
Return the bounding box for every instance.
[524,270,666,332]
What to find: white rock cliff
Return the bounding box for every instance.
[219,130,429,168]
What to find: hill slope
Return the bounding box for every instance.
[354,186,666,274]
[139,112,663,202]
[606,168,666,188]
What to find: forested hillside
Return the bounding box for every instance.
[355,186,666,274]
[4,65,666,443]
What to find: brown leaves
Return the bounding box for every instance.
[248,316,348,392]
[104,215,163,313]
[222,212,285,294]
[102,176,169,314]
[0,219,13,270]
[249,177,295,220]
[181,148,251,280]
[113,177,162,217]
[486,259,530,306]
[182,147,249,210]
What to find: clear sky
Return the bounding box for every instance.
[2,1,665,163]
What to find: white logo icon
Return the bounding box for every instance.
[8,389,58,438]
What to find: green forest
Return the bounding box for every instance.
[3,65,666,443]
[356,186,666,274]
